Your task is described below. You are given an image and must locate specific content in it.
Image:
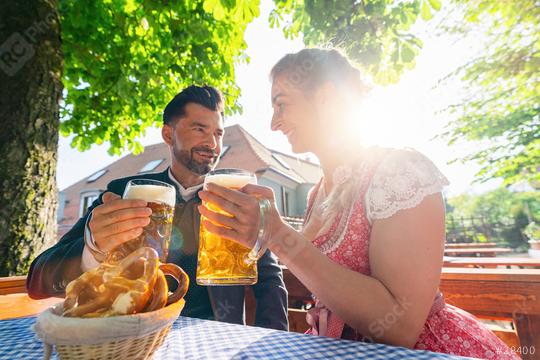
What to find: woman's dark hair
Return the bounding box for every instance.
[163,85,224,125]
[270,48,370,96]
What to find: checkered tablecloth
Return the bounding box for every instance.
[0,316,470,359]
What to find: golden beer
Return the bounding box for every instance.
[197,169,258,285]
[115,180,176,262]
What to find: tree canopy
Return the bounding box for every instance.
[270,0,440,84]
[58,0,442,156]
[441,0,540,187]
[60,0,260,155]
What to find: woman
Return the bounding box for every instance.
[198,48,517,359]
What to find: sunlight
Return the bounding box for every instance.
[348,82,432,149]
[353,89,408,148]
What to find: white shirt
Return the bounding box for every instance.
[81,170,204,271]
[167,168,203,201]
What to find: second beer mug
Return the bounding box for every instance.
[197,169,268,285]
[109,179,175,262]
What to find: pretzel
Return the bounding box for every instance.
[143,269,167,312]
[63,247,159,317]
[159,263,189,305]
[63,246,190,318]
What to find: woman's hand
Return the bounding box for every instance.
[197,183,283,250]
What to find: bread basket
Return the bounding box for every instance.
[34,299,185,360]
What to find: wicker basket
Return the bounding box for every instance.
[34,299,185,360]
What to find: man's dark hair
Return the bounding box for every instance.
[163,85,224,125]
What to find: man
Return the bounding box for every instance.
[27,85,288,330]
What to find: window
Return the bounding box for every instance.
[80,192,99,217]
[272,153,291,169]
[87,169,107,183]
[139,159,164,173]
[220,145,230,157]
[281,187,290,216]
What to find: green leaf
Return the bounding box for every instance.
[420,0,432,20]
[124,0,137,14]
[203,0,226,20]
[401,43,415,62]
[428,0,441,11]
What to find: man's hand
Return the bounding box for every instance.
[88,192,152,253]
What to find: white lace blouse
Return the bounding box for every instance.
[307,148,450,234]
[364,148,449,223]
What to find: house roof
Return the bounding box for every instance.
[268,150,322,184]
[225,125,321,184]
[61,125,322,200]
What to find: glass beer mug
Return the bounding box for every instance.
[196,169,270,285]
[117,179,176,262]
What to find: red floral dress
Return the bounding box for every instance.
[302,148,518,359]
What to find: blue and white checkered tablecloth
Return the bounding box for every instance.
[0,316,470,359]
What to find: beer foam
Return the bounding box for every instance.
[124,184,175,207]
[205,174,255,189]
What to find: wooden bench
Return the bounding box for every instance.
[445,242,498,249]
[444,248,513,257]
[276,267,540,359]
[440,268,540,354]
[444,256,540,269]
[0,275,27,295]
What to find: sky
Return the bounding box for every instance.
[56,1,502,196]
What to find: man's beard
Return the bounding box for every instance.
[173,143,217,175]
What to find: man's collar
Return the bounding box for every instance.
[167,168,203,202]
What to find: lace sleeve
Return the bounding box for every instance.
[365,149,449,223]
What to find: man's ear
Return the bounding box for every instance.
[162,124,173,146]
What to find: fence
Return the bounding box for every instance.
[446,215,526,246]
[285,215,527,247]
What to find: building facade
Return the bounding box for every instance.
[57,125,322,238]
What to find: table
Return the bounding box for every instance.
[444,248,513,257]
[443,256,540,268]
[0,294,63,320]
[445,243,498,249]
[0,316,469,359]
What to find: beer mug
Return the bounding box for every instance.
[196,169,271,285]
[118,179,176,262]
